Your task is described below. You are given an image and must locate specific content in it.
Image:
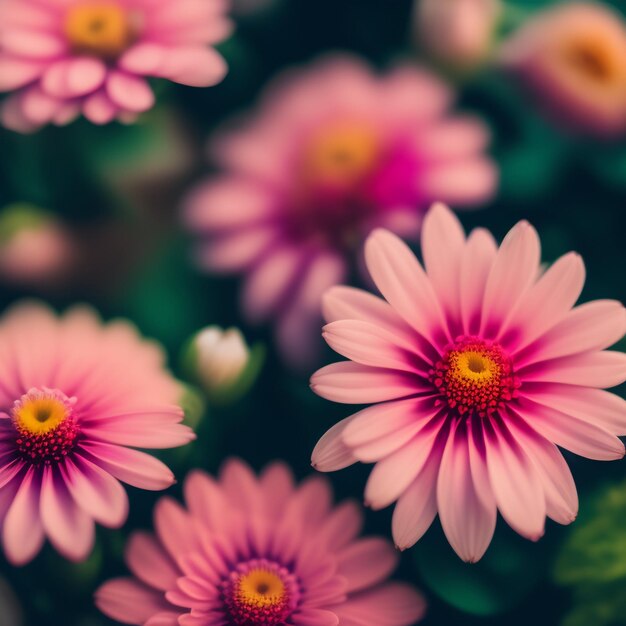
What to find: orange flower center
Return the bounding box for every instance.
[12,388,79,465]
[301,121,381,189]
[64,2,137,59]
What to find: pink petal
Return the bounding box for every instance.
[62,455,128,528]
[183,470,232,534]
[293,609,339,626]
[42,57,107,98]
[506,417,578,524]
[501,252,585,348]
[417,116,491,159]
[311,416,358,472]
[364,229,447,345]
[437,421,496,562]
[154,497,198,559]
[459,227,498,335]
[40,466,94,562]
[322,320,422,374]
[0,56,47,90]
[519,350,626,388]
[106,71,155,112]
[158,47,227,87]
[421,203,466,320]
[524,300,626,364]
[317,500,363,551]
[95,578,171,625]
[119,43,166,74]
[481,221,541,335]
[80,442,175,490]
[392,446,441,550]
[365,419,444,509]
[21,85,62,124]
[145,613,182,626]
[241,246,306,322]
[525,384,626,434]
[2,29,66,58]
[420,158,498,206]
[484,420,546,540]
[83,89,118,124]
[2,468,44,565]
[126,531,179,591]
[322,286,416,348]
[334,582,426,626]
[337,537,398,592]
[513,400,625,461]
[310,361,423,404]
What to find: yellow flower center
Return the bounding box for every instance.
[64,2,136,59]
[14,395,70,435]
[236,569,286,609]
[450,350,497,383]
[301,122,380,188]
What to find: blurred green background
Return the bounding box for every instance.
[1,0,625,624]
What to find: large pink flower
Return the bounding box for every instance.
[0,0,232,132]
[184,56,497,367]
[95,458,426,626]
[311,203,626,563]
[0,302,194,565]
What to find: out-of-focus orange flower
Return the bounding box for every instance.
[501,2,626,137]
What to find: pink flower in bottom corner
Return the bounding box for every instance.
[0,302,194,565]
[95,459,426,626]
[184,56,497,367]
[311,203,626,563]
[0,0,232,132]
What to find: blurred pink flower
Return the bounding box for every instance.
[0,0,232,132]
[416,0,501,69]
[500,2,626,136]
[311,203,626,563]
[96,458,426,626]
[0,208,75,286]
[185,56,497,366]
[0,302,194,565]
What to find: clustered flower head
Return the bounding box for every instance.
[0,0,232,131]
[185,55,497,366]
[311,203,626,562]
[95,458,427,625]
[0,302,194,564]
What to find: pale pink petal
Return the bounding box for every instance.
[421,202,466,320]
[310,362,424,404]
[83,89,118,125]
[506,417,578,524]
[40,466,95,562]
[481,221,541,334]
[459,227,498,335]
[337,537,398,592]
[311,416,358,472]
[2,468,44,565]
[334,582,426,626]
[2,29,66,58]
[106,72,155,112]
[293,608,339,626]
[484,420,546,540]
[0,56,47,91]
[126,532,179,591]
[81,442,175,490]
[501,252,585,347]
[437,421,496,562]
[364,229,447,345]
[62,455,128,528]
[95,578,171,625]
[42,57,107,98]
[513,400,625,461]
[157,47,227,87]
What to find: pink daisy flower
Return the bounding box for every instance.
[184,56,497,366]
[0,0,232,132]
[0,302,194,565]
[311,203,626,563]
[95,458,426,626]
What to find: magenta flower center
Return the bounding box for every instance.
[222,559,299,625]
[11,388,79,465]
[430,337,519,417]
[64,2,139,59]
